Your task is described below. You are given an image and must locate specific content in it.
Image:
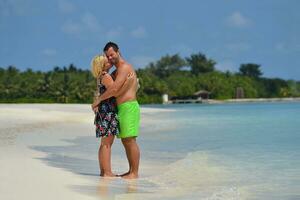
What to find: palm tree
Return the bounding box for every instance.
[186,52,216,75]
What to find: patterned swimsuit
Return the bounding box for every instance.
[94,81,119,137]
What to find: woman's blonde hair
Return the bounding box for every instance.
[91,55,106,78]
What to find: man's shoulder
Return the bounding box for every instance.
[121,61,133,70]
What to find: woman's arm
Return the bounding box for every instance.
[91,74,113,109]
[91,73,134,108]
[92,78,101,113]
[101,73,114,88]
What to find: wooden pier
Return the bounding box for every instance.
[163,90,211,104]
[169,99,203,104]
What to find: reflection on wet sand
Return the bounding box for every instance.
[125,179,138,193]
[70,177,140,199]
[96,178,138,199]
[97,178,138,199]
[97,178,114,200]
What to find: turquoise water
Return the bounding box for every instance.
[33,102,300,199]
[141,102,300,199]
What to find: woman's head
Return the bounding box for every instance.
[91,55,112,78]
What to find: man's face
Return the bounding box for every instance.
[105,47,119,65]
[103,57,113,71]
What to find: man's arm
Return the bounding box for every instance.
[92,64,129,108]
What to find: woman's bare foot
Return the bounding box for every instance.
[100,172,117,177]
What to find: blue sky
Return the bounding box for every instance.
[1,0,299,80]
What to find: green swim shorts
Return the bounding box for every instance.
[117,100,140,139]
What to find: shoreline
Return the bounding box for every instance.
[1,97,300,106]
[165,97,300,104]
[206,97,300,104]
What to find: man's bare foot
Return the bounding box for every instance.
[122,173,138,179]
[118,171,130,177]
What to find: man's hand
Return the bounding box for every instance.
[127,72,134,79]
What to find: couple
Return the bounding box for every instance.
[91,42,140,179]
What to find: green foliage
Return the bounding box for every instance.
[166,71,197,97]
[239,63,263,78]
[256,78,288,97]
[147,54,186,78]
[0,64,96,103]
[0,53,299,104]
[186,52,216,75]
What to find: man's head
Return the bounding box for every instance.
[103,41,120,65]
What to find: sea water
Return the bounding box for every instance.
[140,102,300,200]
[32,102,300,200]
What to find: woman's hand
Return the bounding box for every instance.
[92,106,98,113]
[91,99,100,111]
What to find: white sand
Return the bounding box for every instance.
[0,104,174,200]
[0,104,97,200]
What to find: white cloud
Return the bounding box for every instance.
[42,49,57,56]
[275,43,286,52]
[61,12,101,37]
[0,0,31,16]
[61,12,127,42]
[58,0,76,14]
[106,27,123,40]
[275,42,300,53]
[131,26,147,38]
[61,20,82,35]
[129,56,155,68]
[81,12,101,32]
[226,11,252,28]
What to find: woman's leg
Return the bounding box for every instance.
[98,148,104,176]
[99,135,115,177]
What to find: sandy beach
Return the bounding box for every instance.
[0,104,176,200]
[0,104,95,200]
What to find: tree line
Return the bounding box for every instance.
[1,52,300,104]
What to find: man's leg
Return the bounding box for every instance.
[121,137,140,179]
[99,135,116,177]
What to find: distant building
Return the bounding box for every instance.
[194,90,210,100]
[236,87,244,99]
[166,90,211,104]
[162,94,169,104]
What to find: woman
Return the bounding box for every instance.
[91,55,132,177]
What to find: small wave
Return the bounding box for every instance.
[148,151,225,187]
[145,151,245,199]
[205,187,241,200]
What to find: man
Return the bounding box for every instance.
[92,42,140,179]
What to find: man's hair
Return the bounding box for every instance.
[103,41,119,52]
